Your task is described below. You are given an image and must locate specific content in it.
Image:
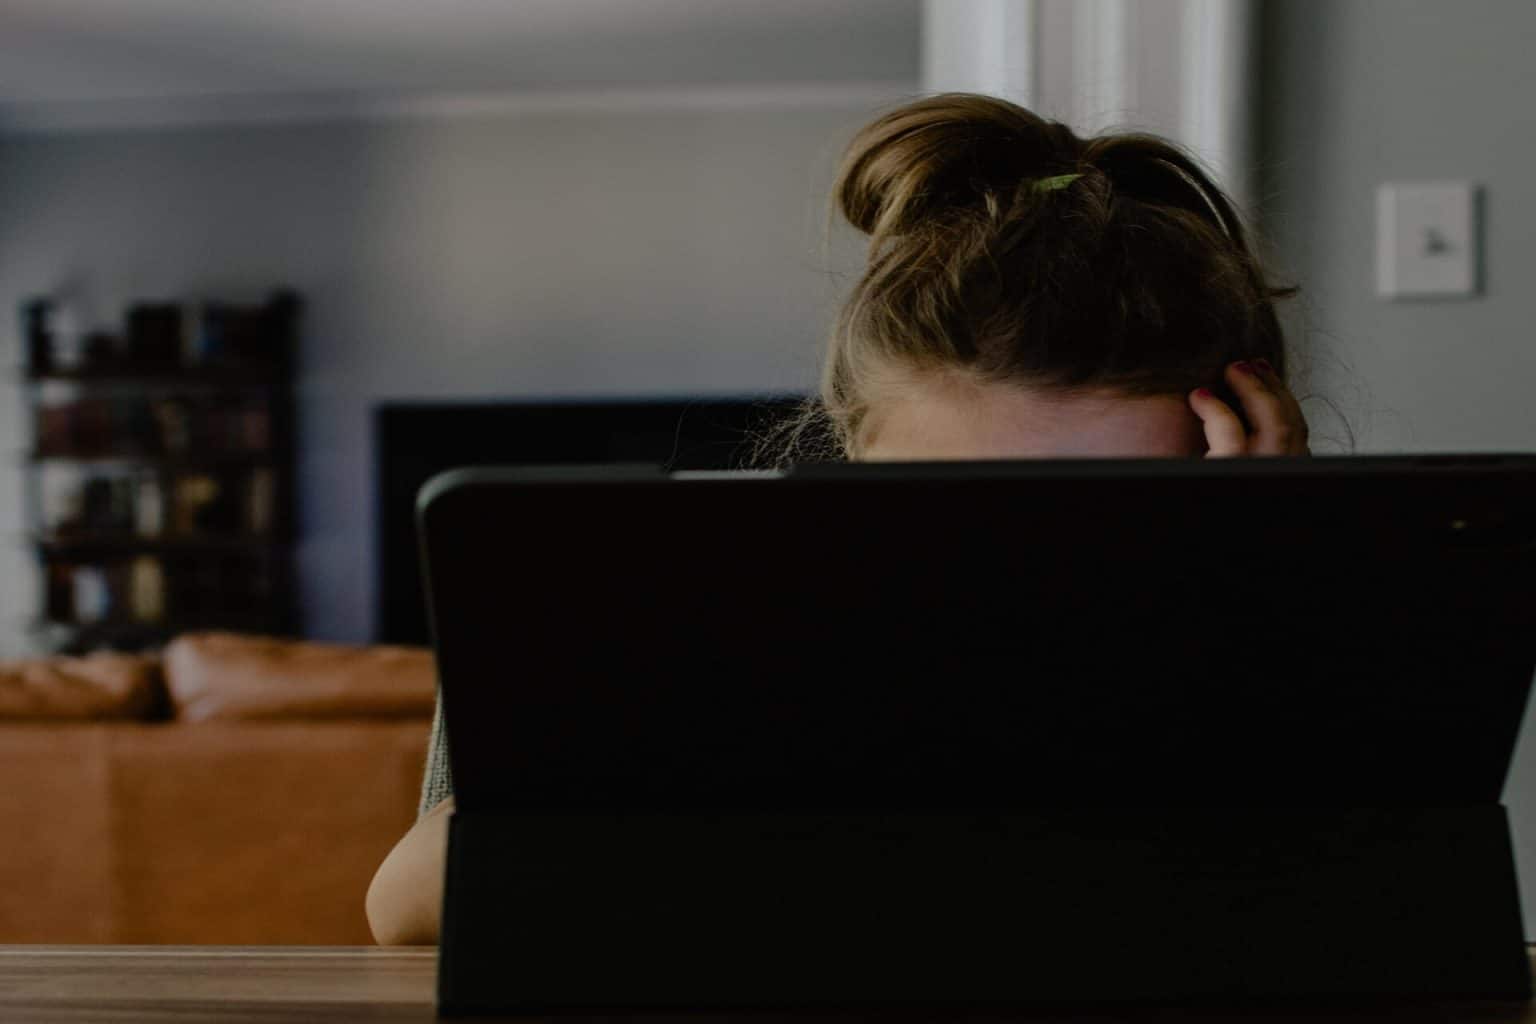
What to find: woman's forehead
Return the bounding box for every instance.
[860,374,1205,461]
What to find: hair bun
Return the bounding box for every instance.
[834,93,1081,237]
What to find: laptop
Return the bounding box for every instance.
[419,455,1536,1013]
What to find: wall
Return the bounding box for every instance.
[1259,0,1536,450]
[1259,0,1536,932]
[0,97,900,653]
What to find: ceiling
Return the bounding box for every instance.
[0,0,921,110]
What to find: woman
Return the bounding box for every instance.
[365,93,1310,945]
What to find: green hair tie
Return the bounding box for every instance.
[1033,173,1083,193]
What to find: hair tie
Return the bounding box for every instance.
[1032,173,1083,193]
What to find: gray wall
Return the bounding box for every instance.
[1260,0,1536,932]
[1260,0,1536,450]
[0,102,890,652]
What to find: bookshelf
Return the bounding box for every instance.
[19,292,299,653]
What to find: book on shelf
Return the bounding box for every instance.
[129,558,166,623]
[135,474,164,536]
[247,469,275,536]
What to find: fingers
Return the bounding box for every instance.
[1253,359,1310,451]
[1224,361,1299,455]
[1189,360,1311,458]
[1188,387,1246,457]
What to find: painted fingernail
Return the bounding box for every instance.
[1255,357,1275,375]
[1194,387,1214,399]
[1233,361,1256,375]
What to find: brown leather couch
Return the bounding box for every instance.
[0,633,435,945]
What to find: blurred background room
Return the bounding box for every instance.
[1,0,1534,946]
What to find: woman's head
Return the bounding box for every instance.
[820,93,1294,460]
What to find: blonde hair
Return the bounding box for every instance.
[791,93,1294,460]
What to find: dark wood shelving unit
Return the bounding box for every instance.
[33,532,287,556]
[20,292,299,653]
[28,450,275,469]
[25,367,282,388]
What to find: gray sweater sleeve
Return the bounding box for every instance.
[418,689,455,818]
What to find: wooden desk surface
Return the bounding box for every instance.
[2,945,1535,1023]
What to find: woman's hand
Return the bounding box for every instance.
[1188,359,1310,457]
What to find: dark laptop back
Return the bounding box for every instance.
[422,456,1536,1012]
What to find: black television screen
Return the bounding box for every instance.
[374,396,805,645]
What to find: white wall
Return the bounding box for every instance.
[0,98,899,652]
[1260,0,1536,933]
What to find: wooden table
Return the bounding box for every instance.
[2,945,1535,1023]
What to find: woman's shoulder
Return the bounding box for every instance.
[419,690,455,818]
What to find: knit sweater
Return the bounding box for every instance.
[418,690,454,818]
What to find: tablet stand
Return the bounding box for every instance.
[437,803,1530,1013]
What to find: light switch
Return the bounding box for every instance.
[1377,182,1480,300]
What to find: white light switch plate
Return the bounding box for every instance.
[1377,181,1480,300]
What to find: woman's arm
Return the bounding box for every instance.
[366,796,454,945]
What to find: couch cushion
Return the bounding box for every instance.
[0,720,429,944]
[0,724,118,940]
[108,720,429,944]
[164,632,436,721]
[0,653,161,720]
